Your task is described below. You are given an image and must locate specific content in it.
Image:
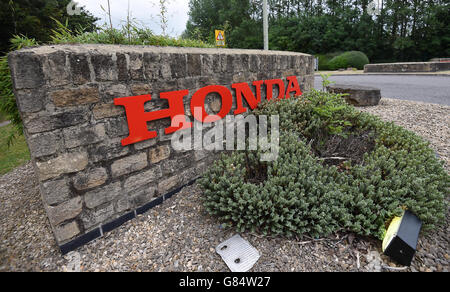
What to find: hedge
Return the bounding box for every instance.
[199,91,448,240]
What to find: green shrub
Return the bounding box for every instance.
[316,52,341,70]
[340,51,370,70]
[328,55,349,70]
[328,51,370,70]
[0,36,39,145]
[199,91,449,240]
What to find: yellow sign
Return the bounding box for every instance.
[215,30,226,47]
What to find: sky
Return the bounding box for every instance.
[76,0,190,37]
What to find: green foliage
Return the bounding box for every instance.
[319,73,335,89]
[0,0,99,54]
[0,36,38,145]
[328,55,349,70]
[339,51,370,70]
[199,91,449,240]
[316,52,341,70]
[49,18,214,48]
[0,123,30,175]
[185,0,449,63]
[328,51,370,70]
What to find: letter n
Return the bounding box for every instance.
[232,81,264,115]
[265,79,286,100]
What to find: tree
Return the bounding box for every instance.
[184,0,450,62]
[0,0,99,54]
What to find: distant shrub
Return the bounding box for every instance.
[328,55,349,70]
[317,52,341,70]
[328,51,370,70]
[341,51,370,70]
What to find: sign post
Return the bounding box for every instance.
[215,30,226,47]
[263,0,269,50]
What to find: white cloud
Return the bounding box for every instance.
[75,0,190,37]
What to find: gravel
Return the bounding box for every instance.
[0,98,448,272]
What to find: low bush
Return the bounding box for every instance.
[316,52,341,70]
[328,55,349,70]
[328,51,370,70]
[199,91,449,240]
[340,51,370,70]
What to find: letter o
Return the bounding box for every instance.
[191,85,233,123]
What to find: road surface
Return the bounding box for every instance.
[314,75,450,106]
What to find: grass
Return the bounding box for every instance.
[0,123,30,175]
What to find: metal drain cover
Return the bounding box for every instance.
[216,234,260,272]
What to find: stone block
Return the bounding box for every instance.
[42,178,71,206]
[69,53,91,85]
[63,124,106,149]
[129,53,145,81]
[73,168,108,191]
[100,84,131,103]
[131,84,152,96]
[105,117,129,139]
[28,131,59,158]
[158,175,179,194]
[44,51,70,86]
[55,221,80,243]
[134,138,157,150]
[149,145,171,164]
[91,53,118,81]
[93,103,125,120]
[9,52,44,89]
[81,204,115,230]
[124,167,162,191]
[51,86,99,107]
[15,89,45,113]
[87,137,131,163]
[170,54,187,78]
[130,187,157,207]
[187,54,202,77]
[47,197,83,226]
[36,152,89,181]
[327,84,382,107]
[24,110,89,134]
[117,53,129,81]
[111,153,148,178]
[84,182,122,209]
[116,197,131,213]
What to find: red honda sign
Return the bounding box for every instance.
[114,76,302,147]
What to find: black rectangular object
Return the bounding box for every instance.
[136,196,164,215]
[384,211,422,266]
[102,211,136,234]
[59,228,102,255]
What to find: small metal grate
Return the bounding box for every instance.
[216,234,260,272]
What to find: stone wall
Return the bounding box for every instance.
[364,62,450,73]
[8,44,314,253]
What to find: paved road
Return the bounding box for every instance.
[314,75,450,106]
